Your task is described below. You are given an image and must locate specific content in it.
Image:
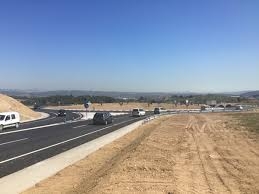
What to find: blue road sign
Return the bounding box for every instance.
[84,99,91,109]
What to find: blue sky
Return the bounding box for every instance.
[0,0,258,92]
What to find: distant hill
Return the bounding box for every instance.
[0,89,33,97]
[1,89,259,99]
[241,91,259,98]
[0,89,200,98]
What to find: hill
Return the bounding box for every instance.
[241,90,259,98]
[0,94,41,121]
[0,89,199,98]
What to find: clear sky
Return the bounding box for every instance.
[0,0,258,92]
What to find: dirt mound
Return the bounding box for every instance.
[0,94,41,121]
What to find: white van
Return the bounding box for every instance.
[0,112,20,131]
[154,107,167,114]
[132,108,146,117]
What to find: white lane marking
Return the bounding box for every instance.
[49,112,58,116]
[24,116,56,124]
[0,119,86,136]
[72,112,83,120]
[0,117,141,165]
[73,125,87,129]
[0,138,28,146]
[72,114,130,128]
[0,123,65,136]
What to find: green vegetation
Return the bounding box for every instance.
[168,94,247,104]
[13,93,258,107]
[19,95,120,106]
[138,94,256,105]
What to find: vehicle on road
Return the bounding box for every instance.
[0,112,20,131]
[154,107,167,114]
[93,112,113,125]
[33,104,40,110]
[132,108,146,117]
[57,109,66,117]
[200,105,207,111]
[235,105,244,110]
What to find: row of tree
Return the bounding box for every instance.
[16,94,255,107]
[20,95,119,106]
[137,94,247,105]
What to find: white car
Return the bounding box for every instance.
[154,107,167,114]
[132,108,146,117]
[235,105,244,110]
[0,112,20,131]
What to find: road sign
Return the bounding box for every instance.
[84,103,89,109]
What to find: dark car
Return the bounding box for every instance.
[33,104,40,110]
[57,109,66,117]
[93,112,113,125]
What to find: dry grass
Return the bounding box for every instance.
[0,94,41,121]
[227,112,259,133]
[46,102,200,111]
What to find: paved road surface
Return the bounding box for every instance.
[0,108,243,178]
[0,109,151,178]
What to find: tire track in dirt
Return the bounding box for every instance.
[197,114,259,193]
[70,120,165,194]
[186,115,233,193]
[184,115,213,193]
[71,114,259,194]
[23,114,259,194]
[198,115,247,193]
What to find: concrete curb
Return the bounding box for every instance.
[0,116,158,194]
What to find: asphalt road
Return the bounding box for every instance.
[0,110,152,178]
[0,108,244,178]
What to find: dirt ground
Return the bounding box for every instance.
[46,102,200,111]
[0,94,41,121]
[23,113,259,194]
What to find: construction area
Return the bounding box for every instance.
[23,112,259,194]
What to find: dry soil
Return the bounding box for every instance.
[0,94,41,121]
[23,113,259,194]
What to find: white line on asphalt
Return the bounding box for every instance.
[0,115,130,136]
[24,116,56,124]
[0,117,85,136]
[72,112,83,120]
[0,138,28,146]
[72,115,130,128]
[73,125,87,129]
[0,117,141,165]
[49,112,58,116]
[0,123,65,136]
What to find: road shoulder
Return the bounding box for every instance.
[22,116,168,194]
[23,113,259,194]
